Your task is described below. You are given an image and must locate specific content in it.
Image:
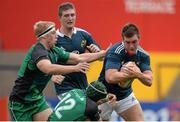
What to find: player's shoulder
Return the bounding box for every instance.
[137,46,150,59]
[32,43,47,53]
[53,46,62,52]
[74,27,89,33]
[137,46,150,57]
[56,29,64,37]
[31,43,49,60]
[53,46,69,56]
[109,41,125,54]
[74,27,91,35]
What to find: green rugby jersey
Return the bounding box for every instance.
[9,42,69,103]
[49,89,87,121]
[49,89,100,121]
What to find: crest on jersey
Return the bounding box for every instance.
[81,40,87,47]
[121,61,125,65]
[72,50,80,54]
[136,61,140,65]
[60,46,66,51]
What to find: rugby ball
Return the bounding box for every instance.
[118,61,135,88]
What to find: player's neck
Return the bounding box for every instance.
[60,27,74,38]
[39,40,50,50]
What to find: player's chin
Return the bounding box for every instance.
[67,23,74,28]
[50,44,56,48]
[127,51,136,56]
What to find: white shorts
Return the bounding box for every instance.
[98,92,139,120]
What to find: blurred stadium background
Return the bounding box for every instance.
[0,0,180,121]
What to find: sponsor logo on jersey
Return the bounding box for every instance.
[72,50,80,54]
[81,40,87,48]
[60,46,66,51]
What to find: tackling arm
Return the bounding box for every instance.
[37,59,90,75]
[66,50,107,64]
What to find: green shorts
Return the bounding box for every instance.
[8,97,50,121]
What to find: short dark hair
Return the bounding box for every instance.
[58,2,75,17]
[121,23,140,39]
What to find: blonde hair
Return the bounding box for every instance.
[34,21,55,38]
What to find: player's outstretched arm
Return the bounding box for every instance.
[86,44,101,53]
[66,50,105,64]
[37,59,90,75]
[67,45,111,64]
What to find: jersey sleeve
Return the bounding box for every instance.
[105,51,122,71]
[31,46,49,64]
[139,55,152,72]
[85,98,100,121]
[54,47,70,63]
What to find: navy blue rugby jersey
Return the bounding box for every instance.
[98,42,151,100]
[55,27,100,95]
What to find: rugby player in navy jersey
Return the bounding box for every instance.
[53,2,102,98]
[98,23,153,121]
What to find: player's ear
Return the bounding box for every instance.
[58,15,61,20]
[122,35,125,40]
[137,34,140,39]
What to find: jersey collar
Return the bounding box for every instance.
[56,27,77,37]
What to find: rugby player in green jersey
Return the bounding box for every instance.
[48,80,116,121]
[8,21,109,121]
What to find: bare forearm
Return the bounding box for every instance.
[45,64,77,75]
[137,72,152,86]
[106,71,130,84]
[37,60,89,75]
[79,50,105,63]
[121,64,153,87]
